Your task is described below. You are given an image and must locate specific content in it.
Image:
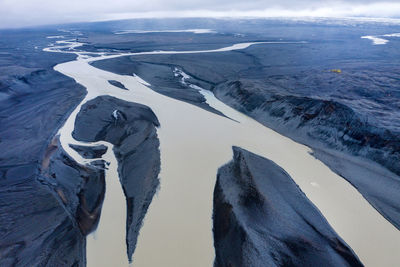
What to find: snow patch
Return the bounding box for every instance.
[361,32,400,45]
[112,110,119,120]
[115,29,216,35]
[361,35,389,45]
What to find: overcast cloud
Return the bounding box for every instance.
[1,0,400,28]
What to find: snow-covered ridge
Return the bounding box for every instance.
[361,32,400,45]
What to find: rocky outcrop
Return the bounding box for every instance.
[43,141,106,236]
[72,95,161,261]
[70,144,108,159]
[0,134,105,266]
[108,80,128,90]
[213,147,363,267]
[0,174,86,266]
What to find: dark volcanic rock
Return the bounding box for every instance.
[0,135,105,266]
[213,147,363,267]
[92,58,225,116]
[214,80,400,230]
[70,144,108,159]
[73,95,161,261]
[0,66,85,169]
[43,140,106,236]
[0,178,85,266]
[0,30,89,266]
[215,80,400,176]
[108,80,127,90]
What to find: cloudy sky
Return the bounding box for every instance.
[1,0,400,28]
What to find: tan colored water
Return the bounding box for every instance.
[46,40,400,267]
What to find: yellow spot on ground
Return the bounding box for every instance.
[330,69,342,73]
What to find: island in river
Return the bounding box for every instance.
[0,18,399,266]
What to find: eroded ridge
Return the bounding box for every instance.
[213,147,363,266]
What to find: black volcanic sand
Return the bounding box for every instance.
[213,147,363,267]
[0,179,85,266]
[91,36,400,230]
[0,30,89,265]
[1,18,400,265]
[0,134,105,266]
[72,95,161,261]
[0,32,108,263]
[44,139,106,237]
[108,79,128,90]
[92,59,225,116]
[0,29,162,265]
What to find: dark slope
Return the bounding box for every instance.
[0,172,86,266]
[0,30,162,265]
[213,81,400,229]
[0,133,106,266]
[72,95,161,262]
[213,147,363,267]
[44,140,107,236]
[108,80,128,90]
[0,30,90,266]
